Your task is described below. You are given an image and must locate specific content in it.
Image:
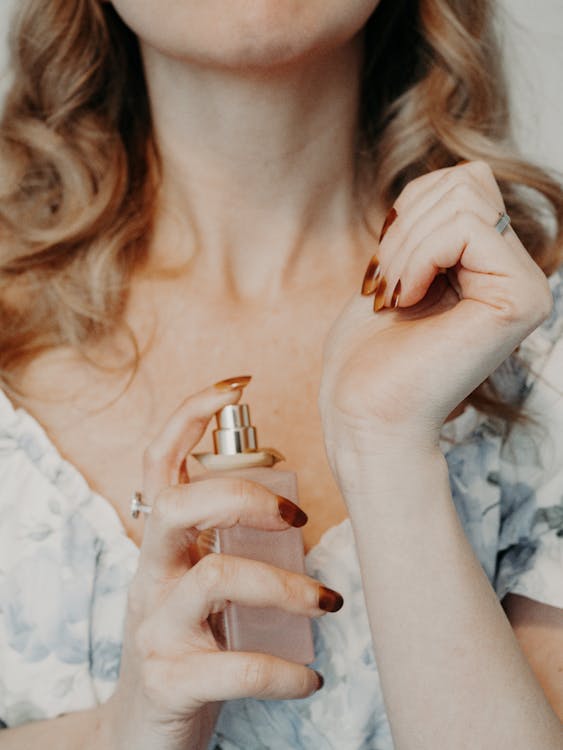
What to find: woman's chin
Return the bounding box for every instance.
[114,0,379,73]
[184,37,337,74]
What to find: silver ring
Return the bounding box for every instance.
[494,211,511,235]
[130,491,152,519]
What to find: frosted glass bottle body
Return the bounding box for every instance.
[197,464,314,665]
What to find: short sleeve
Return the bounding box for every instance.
[0,390,137,727]
[495,267,563,608]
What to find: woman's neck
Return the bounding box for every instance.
[141,34,376,300]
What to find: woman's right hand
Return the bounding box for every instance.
[101,380,338,750]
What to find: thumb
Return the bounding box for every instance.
[143,376,252,502]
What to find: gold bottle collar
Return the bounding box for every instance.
[191,403,285,469]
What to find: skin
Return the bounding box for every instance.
[4,1,563,748]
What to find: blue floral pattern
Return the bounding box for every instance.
[0,267,562,748]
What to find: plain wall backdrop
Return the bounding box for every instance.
[0,1,562,171]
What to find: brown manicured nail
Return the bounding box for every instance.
[379,207,397,243]
[391,279,401,309]
[361,254,382,296]
[318,586,344,613]
[374,276,387,312]
[314,671,324,690]
[214,376,252,392]
[277,497,308,528]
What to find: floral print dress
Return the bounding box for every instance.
[1,268,562,749]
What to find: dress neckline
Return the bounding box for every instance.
[0,387,482,561]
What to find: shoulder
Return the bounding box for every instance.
[0,389,137,726]
[0,389,47,516]
[0,388,136,562]
[0,389,71,518]
[0,388,96,589]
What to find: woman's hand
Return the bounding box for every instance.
[319,161,553,467]
[101,381,334,750]
[317,163,563,750]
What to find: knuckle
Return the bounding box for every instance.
[278,573,301,609]
[192,413,210,433]
[241,658,271,696]
[226,477,264,517]
[230,477,252,508]
[495,299,521,326]
[396,177,419,206]
[142,443,166,472]
[489,287,522,325]
[438,167,461,190]
[151,486,176,523]
[277,575,295,608]
[195,553,230,592]
[468,159,494,181]
[245,478,273,513]
[448,181,475,203]
[492,276,552,329]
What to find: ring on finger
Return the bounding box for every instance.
[494,211,511,235]
[131,491,153,519]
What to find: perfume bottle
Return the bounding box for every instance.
[192,403,315,664]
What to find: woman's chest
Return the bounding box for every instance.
[17,301,350,551]
[73,394,346,551]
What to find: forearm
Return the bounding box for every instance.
[0,706,115,750]
[340,445,562,750]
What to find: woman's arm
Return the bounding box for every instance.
[339,446,562,749]
[0,706,114,750]
[504,594,563,721]
[319,160,563,748]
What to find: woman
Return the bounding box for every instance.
[0,0,562,747]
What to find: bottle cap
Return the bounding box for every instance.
[213,404,258,455]
[191,402,285,469]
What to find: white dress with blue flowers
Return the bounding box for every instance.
[1,269,562,748]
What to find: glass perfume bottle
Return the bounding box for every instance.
[192,403,315,664]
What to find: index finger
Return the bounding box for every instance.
[135,477,308,583]
[142,376,252,503]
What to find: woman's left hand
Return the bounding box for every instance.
[319,161,553,467]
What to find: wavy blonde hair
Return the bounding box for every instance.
[1,0,562,421]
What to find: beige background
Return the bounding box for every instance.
[0,1,562,170]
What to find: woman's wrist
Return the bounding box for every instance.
[329,439,451,525]
[325,425,446,501]
[100,686,167,750]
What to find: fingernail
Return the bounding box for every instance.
[318,586,344,613]
[457,159,470,166]
[214,376,252,392]
[373,276,387,312]
[314,671,324,690]
[277,497,308,528]
[391,279,401,309]
[379,207,397,243]
[361,254,382,296]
